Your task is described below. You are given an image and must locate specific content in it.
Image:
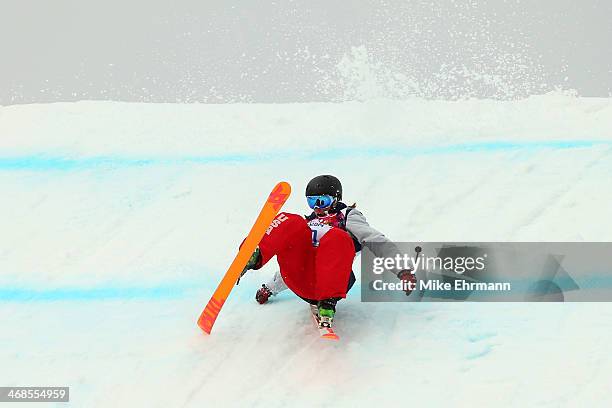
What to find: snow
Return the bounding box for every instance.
[1,94,612,407]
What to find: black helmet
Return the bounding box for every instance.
[305,175,342,200]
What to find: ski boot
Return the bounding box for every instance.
[255,284,273,304]
[317,299,337,328]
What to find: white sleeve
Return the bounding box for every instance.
[265,270,289,295]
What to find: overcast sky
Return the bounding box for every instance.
[1,0,611,105]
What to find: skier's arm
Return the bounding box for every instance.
[345,209,403,277]
[346,209,416,294]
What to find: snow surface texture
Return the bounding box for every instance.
[1,94,612,407]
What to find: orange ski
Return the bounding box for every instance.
[197,181,291,334]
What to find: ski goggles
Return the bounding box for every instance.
[306,195,335,209]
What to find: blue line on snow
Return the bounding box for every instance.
[1,140,610,171]
[0,284,195,301]
[3,274,612,302]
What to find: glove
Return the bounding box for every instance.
[255,284,273,304]
[236,247,262,285]
[398,269,417,296]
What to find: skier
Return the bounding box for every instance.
[240,175,415,328]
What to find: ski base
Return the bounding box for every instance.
[310,305,339,341]
[197,181,291,335]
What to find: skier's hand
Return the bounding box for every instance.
[398,269,417,296]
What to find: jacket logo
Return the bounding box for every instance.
[266,213,289,235]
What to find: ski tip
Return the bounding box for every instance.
[277,181,291,190]
[320,327,340,340]
[268,182,292,210]
[321,332,340,341]
[272,181,292,195]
